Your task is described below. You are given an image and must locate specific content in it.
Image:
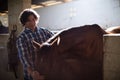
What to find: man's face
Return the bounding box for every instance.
[25,15,37,28]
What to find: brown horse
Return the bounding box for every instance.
[105,26,120,33]
[33,24,109,80]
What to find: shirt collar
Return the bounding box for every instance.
[24,26,38,32]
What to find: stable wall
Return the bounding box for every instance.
[104,34,120,80]
[35,0,120,31]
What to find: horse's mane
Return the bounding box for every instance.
[45,24,106,45]
[46,27,72,44]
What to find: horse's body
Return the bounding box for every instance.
[105,26,120,33]
[34,24,108,80]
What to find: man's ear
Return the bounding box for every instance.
[32,40,42,49]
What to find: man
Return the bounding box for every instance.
[16,9,53,80]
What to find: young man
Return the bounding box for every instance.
[16,9,53,80]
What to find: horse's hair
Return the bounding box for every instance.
[105,26,120,33]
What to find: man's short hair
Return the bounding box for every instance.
[19,9,40,26]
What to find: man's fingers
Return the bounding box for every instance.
[32,71,45,80]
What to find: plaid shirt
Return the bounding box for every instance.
[16,27,53,80]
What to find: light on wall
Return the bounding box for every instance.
[31,5,43,9]
[69,8,77,17]
[41,1,62,6]
[63,0,72,2]
[31,0,63,8]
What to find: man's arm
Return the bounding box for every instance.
[16,37,30,67]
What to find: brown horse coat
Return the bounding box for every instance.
[33,24,107,80]
[105,26,120,33]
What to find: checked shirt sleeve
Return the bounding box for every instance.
[16,37,30,67]
[43,28,54,39]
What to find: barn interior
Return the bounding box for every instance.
[0,0,120,80]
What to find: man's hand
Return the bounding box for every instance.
[31,71,44,80]
[27,67,44,80]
